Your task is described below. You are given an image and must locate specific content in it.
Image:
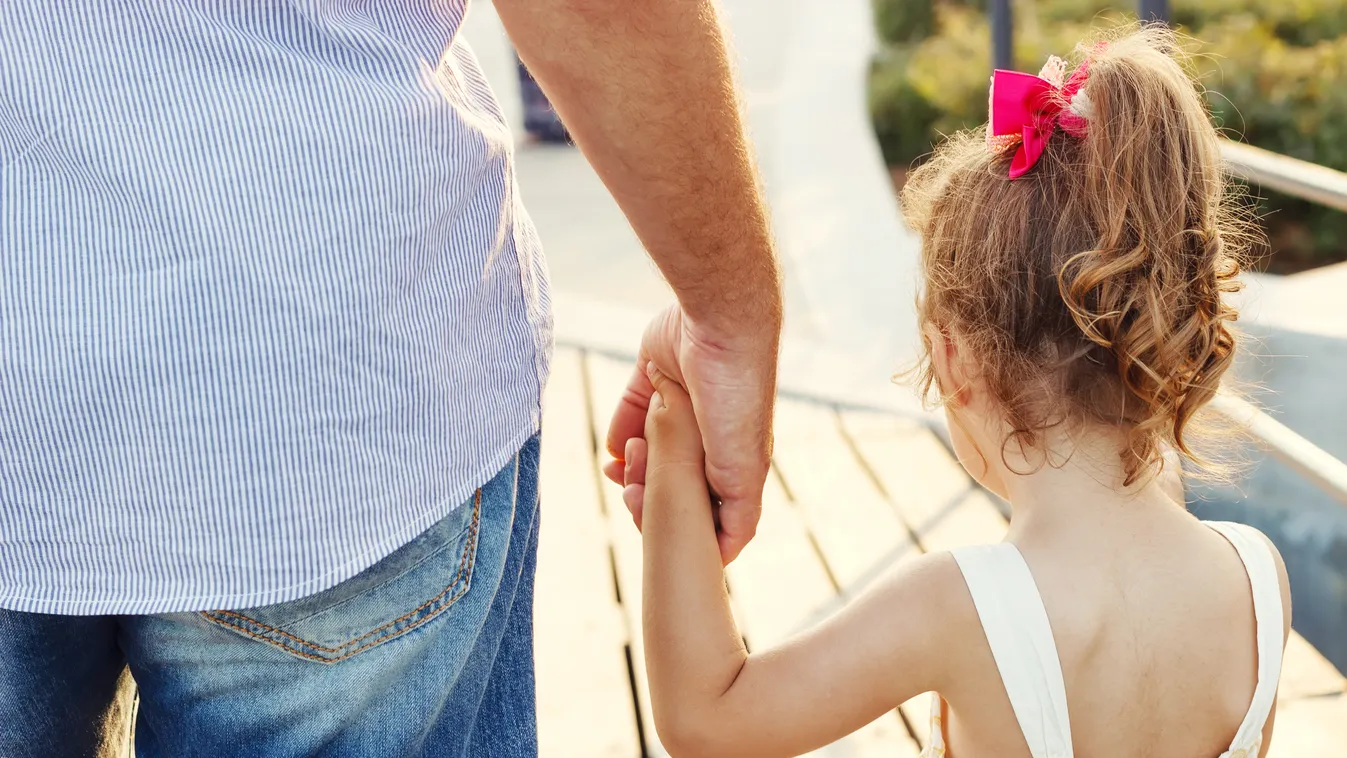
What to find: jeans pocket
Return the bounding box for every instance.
[200,491,483,664]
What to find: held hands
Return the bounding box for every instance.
[617,364,710,529]
[603,304,777,564]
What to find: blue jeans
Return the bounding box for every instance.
[0,435,542,758]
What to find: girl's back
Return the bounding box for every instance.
[936,506,1288,757]
[894,27,1292,755]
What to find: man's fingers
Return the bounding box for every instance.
[622,484,645,530]
[645,363,687,406]
[605,306,691,489]
[605,363,655,460]
[624,437,647,486]
[602,458,625,487]
[614,438,648,532]
[714,496,761,565]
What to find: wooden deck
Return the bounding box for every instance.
[534,347,1347,757]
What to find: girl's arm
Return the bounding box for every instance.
[636,367,973,758]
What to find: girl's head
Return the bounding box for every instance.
[904,27,1254,493]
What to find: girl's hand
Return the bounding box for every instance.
[620,364,708,531]
[633,367,964,757]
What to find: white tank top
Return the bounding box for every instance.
[921,521,1284,758]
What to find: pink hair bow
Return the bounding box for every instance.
[986,53,1096,179]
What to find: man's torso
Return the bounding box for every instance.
[0,1,552,615]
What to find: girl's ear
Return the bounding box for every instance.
[924,324,968,406]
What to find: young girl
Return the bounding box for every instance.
[616,27,1292,758]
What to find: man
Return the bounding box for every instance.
[0,1,780,756]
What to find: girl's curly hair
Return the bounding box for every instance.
[903,26,1257,485]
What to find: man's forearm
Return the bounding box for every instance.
[496,0,781,336]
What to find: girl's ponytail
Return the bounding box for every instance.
[1058,29,1247,483]
[903,26,1256,485]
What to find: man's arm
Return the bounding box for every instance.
[495,0,778,327]
[496,0,782,562]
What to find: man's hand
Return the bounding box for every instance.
[602,305,777,564]
[496,0,781,560]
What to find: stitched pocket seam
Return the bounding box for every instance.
[200,491,482,663]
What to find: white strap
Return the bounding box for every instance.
[952,544,1073,758]
[1204,521,1285,754]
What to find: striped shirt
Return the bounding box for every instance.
[0,2,551,615]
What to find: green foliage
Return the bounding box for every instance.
[867,0,1347,270]
[871,0,1347,46]
[1199,18,1347,170]
[868,47,943,167]
[871,0,936,44]
[1197,18,1347,268]
[1174,0,1347,47]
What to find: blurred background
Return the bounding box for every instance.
[871,0,1347,274]
[464,1,1347,753]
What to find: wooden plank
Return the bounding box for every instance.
[840,411,1006,552]
[918,489,1009,554]
[726,471,835,650]
[1266,694,1347,758]
[901,694,934,749]
[584,352,667,757]
[1280,631,1347,702]
[536,348,640,757]
[774,400,919,593]
[839,411,967,527]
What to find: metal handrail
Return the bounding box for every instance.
[1209,394,1347,507]
[1221,141,1347,214]
[1212,147,1347,507]
[1211,147,1347,508]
